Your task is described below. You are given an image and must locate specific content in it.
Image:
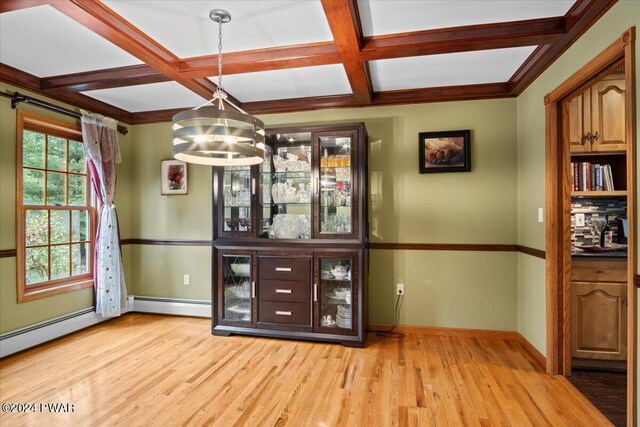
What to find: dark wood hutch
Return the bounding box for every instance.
[212,123,368,347]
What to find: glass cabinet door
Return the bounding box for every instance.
[221,254,254,324]
[259,132,312,239]
[222,167,253,235]
[315,254,357,335]
[317,132,356,238]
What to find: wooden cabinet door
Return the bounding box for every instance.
[590,77,626,152]
[568,88,591,153]
[571,282,627,360]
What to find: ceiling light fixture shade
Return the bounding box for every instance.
[172,9,265,166]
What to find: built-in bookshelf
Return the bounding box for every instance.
[570,153,627,196]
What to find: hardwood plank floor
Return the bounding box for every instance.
[0,314,611,426]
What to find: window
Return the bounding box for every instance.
[16,111,94,302]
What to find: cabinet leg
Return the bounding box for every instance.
[341,340,365,348]
[212,330,232,337]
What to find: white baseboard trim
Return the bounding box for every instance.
[0,306,128,358]
[0,297,210,358]
[132,296,211,318]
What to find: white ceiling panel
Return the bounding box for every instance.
[358,1,575,36]
[0,5,142,77]
[209,65,352,103]
[103,1,333,58]
[369,46,537,91]
[82,82,207,112]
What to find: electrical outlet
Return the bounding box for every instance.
[183,274,190,285]
[537,207,544,223]
[575,213,586,227]
[396,283,404,295]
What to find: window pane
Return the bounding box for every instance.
[47,172,66,205]
[51,245,70,280]
[23,169,45,205]
[26,246,48,285]
[72,243,89,276]
[71,210,89,242]
[26,210,48,246]
[23,131,45,169]
[50,210,70,244]
[47,136,67,171]
[68,140,85,174]
[68,175,87,206]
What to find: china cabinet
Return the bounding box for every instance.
[212,123,368,347]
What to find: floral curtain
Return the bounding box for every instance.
[81,111,127,317]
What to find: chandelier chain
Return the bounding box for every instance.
[217,18,224,93]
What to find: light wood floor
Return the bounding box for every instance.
[0,314,610,426]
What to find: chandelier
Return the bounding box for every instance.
[172,9,265,166]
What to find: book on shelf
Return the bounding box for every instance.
[570,162,615,192]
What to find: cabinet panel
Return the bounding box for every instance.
[217,252,256,327]
[314,130,359,240]
[260,279,310,303]
[571,282,627,360]
[259,256,311,281]
[568,89,591,153]
[590,78,626,152]
[259,301,310,325]
[571,258,627,283]
[314,252,359,335]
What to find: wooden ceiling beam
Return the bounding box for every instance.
[41,64,167,91]
[361,17,566,60]
[178,42,341,79]
[0,0,43,13]
[0,63,132,123]
[508,0,617,95]
[47,0,241,105]
[320,0,372,104]
[125,82,513,123]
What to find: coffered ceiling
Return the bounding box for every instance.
[0,0,617,124]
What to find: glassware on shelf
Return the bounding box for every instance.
[588,217,608,246]
[319,136,353,234]
[320,258,353,329]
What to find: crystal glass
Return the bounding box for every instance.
[588,217,607,246]
[223,167,251,232]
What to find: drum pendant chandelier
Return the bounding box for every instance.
[172,9,265,166]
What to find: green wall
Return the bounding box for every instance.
[127,99,519,330]
[0,82,132,334]
[516,1,640,358]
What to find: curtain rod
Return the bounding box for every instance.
[0,91,128,135]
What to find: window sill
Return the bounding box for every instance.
[18,278,93,303]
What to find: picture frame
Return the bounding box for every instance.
[161,159,188,195]
[418,130,471,173]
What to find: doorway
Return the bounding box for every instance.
[544,27,636,425]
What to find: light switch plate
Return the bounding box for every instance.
[183,274,190,285]
[575,213,585,227]
[537,208,544,223]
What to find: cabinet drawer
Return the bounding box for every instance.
[260,280,309,303]
[259,301,310,325]
[259,257,311,281]
[572,258,627,282]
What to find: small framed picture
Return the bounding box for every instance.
[418,130,471,173]
[161,160,187,195]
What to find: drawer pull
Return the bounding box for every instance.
[252,178,256,195]
[275,267,292,272]
[275,289,292,294]
[251,281,256,299]
[275,311,292,316]
[313,283,318,302]
[596,270,605,274]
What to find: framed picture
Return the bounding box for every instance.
[161,160,188,195]
[418,130,471,173]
